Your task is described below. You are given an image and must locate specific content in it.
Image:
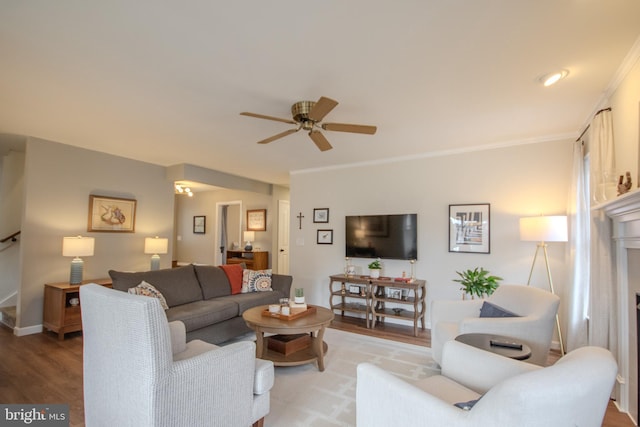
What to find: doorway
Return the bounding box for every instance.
[215,201,242,265]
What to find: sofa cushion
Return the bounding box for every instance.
[217,291,285,314]
[165,299,239,332]
[127,281,169,310]
[219,264,243,295]
[242,269,273,293]
[109,265,203,307]
[193,265,232,299]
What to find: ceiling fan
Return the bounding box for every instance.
[240,96,377,151]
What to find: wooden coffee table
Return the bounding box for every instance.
[242,305,335,371]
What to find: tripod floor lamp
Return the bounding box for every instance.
[519,215,568,355]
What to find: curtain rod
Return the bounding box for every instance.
[576,107,612,142]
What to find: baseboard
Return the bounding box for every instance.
[13,324,43,336]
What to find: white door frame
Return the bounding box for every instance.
[277,200,290,275]
[215,200,243,265]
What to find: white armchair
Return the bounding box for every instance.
[357,340,617,427]
[80,284,273,427]
[431,284,560,365]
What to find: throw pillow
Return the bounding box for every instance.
[128,280,169,310]
[479,301,519,318]
[220,264,243,295]
[454,397,481,410]
[242,269,273,293]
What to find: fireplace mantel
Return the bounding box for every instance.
[598,187,640,423]
[599,187,640,224]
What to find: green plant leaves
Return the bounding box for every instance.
[453,267,503,298]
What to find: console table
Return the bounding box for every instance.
[329,274,426,336]
[226,250,268,270]
[43,278,112,340]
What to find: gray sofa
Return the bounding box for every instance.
[109,264,292,344]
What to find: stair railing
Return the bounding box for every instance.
[0,230,20,243]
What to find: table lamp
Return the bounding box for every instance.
[144,236,168,271]
[243,231,255,251]
[519,215,567,354]
[62,236,95,285]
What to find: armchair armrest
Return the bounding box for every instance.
[168,321,186,355]
[165,341,258,426]
[431,299,483,324]
[253,358,274,395]
[440,341,540,393]
[357,363,469,427]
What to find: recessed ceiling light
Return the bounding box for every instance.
[539,69,569,87]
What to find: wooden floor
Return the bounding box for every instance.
[0,320,635,427]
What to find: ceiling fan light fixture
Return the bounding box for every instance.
[539,69,569,87]
[240,96,376,151]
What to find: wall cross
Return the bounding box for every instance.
[297,212,304,230]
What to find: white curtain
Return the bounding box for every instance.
[589,209,617,353]
[566,140,589,351]
[588,109,617,356]
[589,110,616,203]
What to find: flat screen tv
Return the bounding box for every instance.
[345,214,417,260]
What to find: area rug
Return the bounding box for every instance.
[264,328,440,427]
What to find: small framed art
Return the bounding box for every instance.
[448,203,490,253]
[247,209,267,231]
[193,216,206,234]
[317,229,333,244]
[313,208,329,223]
[88,195,136,232]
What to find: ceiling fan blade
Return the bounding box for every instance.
[257,128,299,145]
[308,97,338,122]
[240,112,296,125]
[308,131,333,151]
[322,122,377,135]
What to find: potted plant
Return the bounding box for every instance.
[453,267,502,299]
[368,258,382,279]
[294,287,305,304]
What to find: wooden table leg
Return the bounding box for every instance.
[254,330,265,358]
[315,327,327,372]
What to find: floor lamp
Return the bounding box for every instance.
[519,215,568,355]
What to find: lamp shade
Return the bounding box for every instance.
[519,216,568,242]
[243,231,255,242]
[144,237,168,254]
[62,236,95,257]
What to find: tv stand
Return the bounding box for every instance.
[329,274,426,337]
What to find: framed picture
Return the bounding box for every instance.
[247,209,266,231]
[313,208,329,223]
[317,229,333,244]
[193,216,206,234]
[88,195,136,232]
[387,288,402,300]
[449,203,490,254]
[349,285,360,294]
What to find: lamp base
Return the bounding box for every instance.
[69,257,84,285]
[150,254,160,271]
[244,242,253,251]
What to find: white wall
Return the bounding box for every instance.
[175,187,288,269]
[0,150,24,306]
[610,56,640,188]
[290,140,573,329]
[17,137,175,330]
